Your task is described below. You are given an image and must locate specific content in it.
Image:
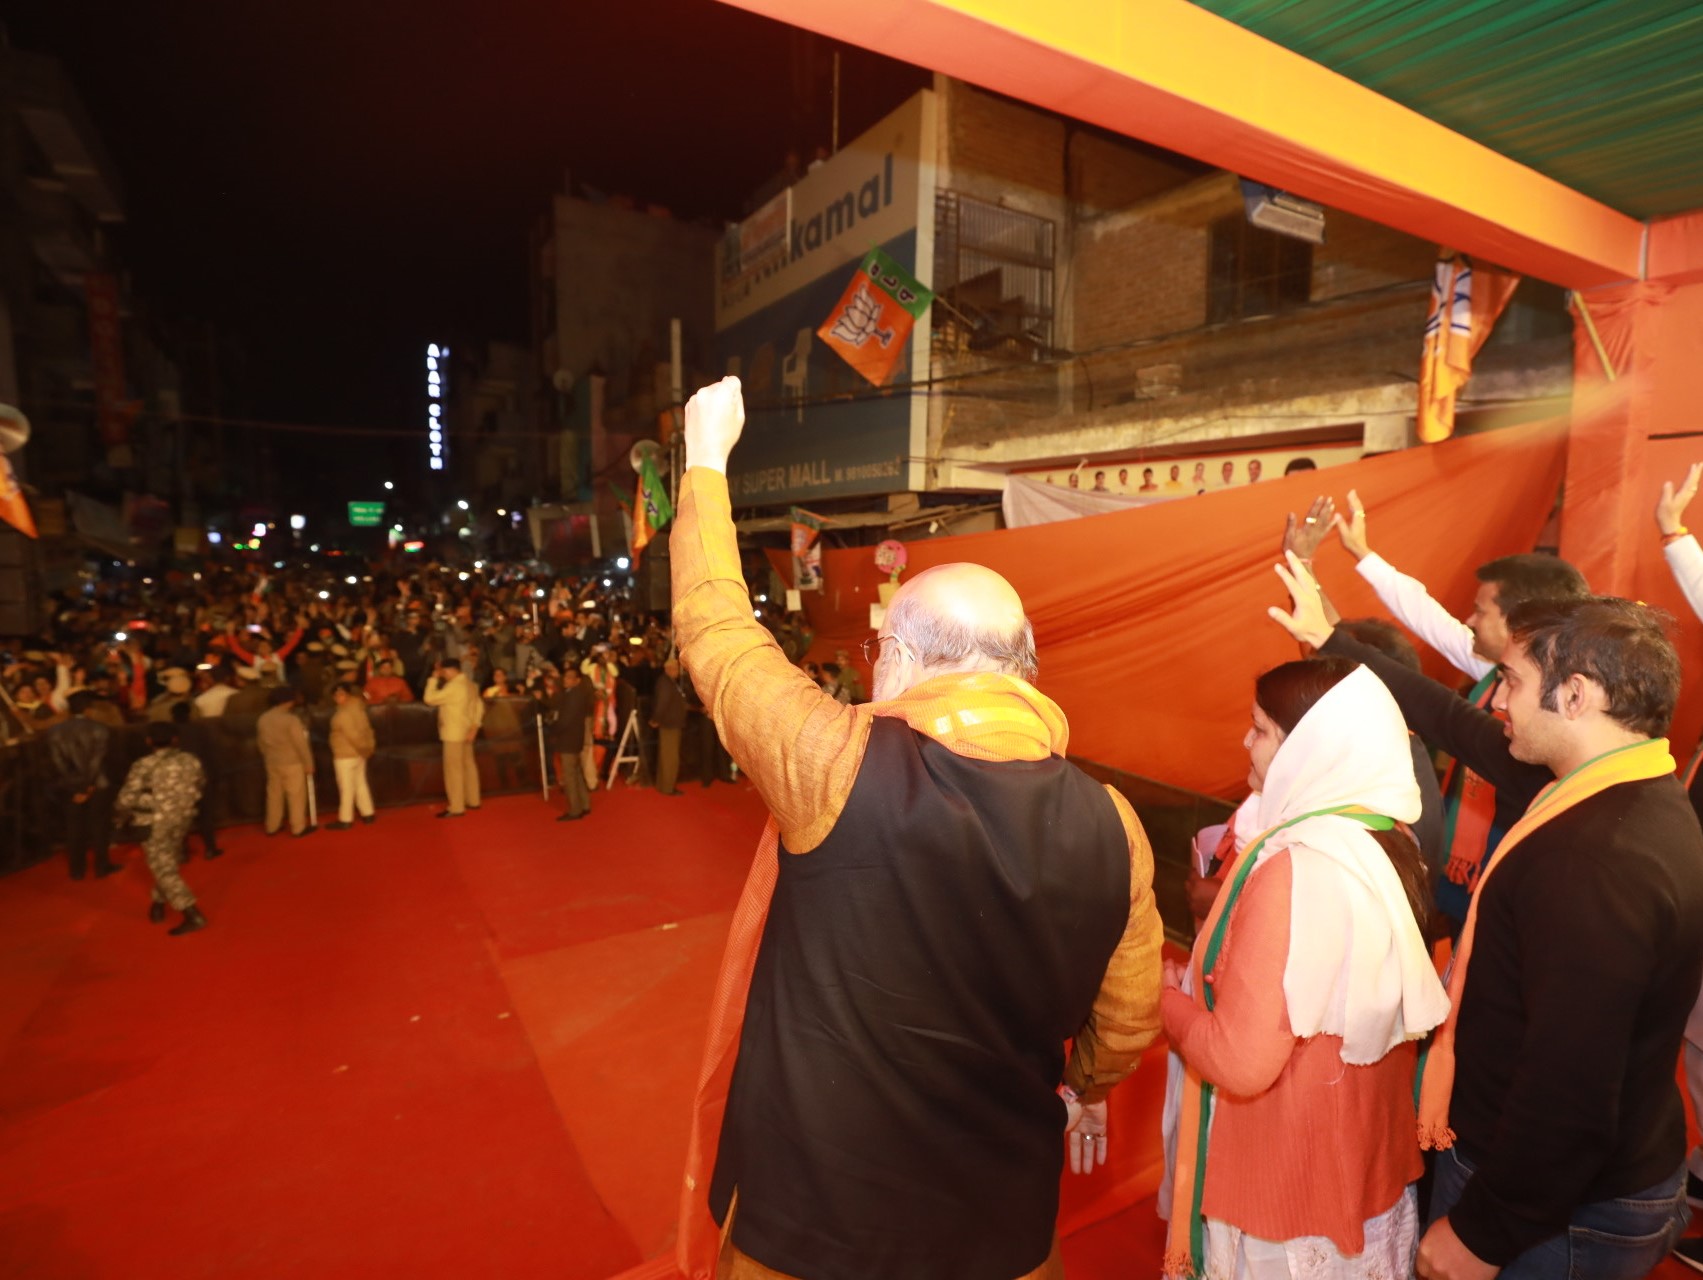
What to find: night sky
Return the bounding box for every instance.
[4,0,929,504]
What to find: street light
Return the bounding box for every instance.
[615,556,630,570]
[384,481,395,491]
[456,499,469,511]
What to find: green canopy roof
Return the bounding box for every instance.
[1189,0,1703,219]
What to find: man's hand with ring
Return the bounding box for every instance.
[1281,496,1336,564]
[1333,488,1373,561]
[1066,1099,1108,1175]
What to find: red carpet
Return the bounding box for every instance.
[1,784,1697,1278]
[0,784,758,1279]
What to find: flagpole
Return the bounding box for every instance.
[669,318,684,508]
[1569,292,1618,382]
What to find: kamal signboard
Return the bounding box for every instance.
[715,90,937,507]
[347,501,386,527]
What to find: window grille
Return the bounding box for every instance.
[933,191,1056,356]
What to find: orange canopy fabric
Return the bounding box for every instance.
[1561,263,1703,758]
[773,420,1569,798]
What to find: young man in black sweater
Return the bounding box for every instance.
[1273,559,1703,1280]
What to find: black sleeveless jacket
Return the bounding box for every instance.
[711,716,1130,1280]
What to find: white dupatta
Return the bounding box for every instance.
[1252,666,1450,1064]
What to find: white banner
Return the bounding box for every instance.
[1001,474,1173,528]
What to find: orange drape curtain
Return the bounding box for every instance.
[771,420,1568,798]
[1561,209,1703,757]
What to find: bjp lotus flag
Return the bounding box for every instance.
[633,454,675,560]
[818,246,934,387]
[0,454,35,538]
[1417,252,1520,444]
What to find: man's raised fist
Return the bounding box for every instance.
[684,376,746,474]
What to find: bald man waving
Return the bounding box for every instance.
[672,377,1163,1280]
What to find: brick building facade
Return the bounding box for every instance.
[923,77,1568,494]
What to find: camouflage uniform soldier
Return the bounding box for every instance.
[116,721,210,936]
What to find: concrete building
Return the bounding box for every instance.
[437,339,538,558]
[530,184,719,560]
[715,78,1570,523]
[0,36,127,496]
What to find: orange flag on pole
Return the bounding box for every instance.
[0,454,35,538]
[1417,252,1520,444]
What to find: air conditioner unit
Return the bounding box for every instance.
[1240,180,1326,245]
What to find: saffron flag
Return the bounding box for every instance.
[609,480,640,566]
[817,246,934,387]
[634,455,675,558]
[0,454,36,538]
[1417,252,1520,444]
[790,507,827,592]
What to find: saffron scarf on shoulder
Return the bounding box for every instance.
[674,673,1070,1280]
[1416,737,1677,1150]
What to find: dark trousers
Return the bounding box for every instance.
[64,788,116,876]
[691,712,730,783]
[656,727,682,793]
[553,751,590,817]
[194,768,223,853]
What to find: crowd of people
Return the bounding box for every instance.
[0,551,872,929]
[668,376,1703,1280]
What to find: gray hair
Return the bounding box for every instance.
[887,592,1039,683]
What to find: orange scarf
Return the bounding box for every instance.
[1416,737,1676,1150]
[675,674,1068,1280]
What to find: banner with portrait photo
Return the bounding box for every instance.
[790,507,826,591]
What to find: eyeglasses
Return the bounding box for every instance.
[858,633,913,665]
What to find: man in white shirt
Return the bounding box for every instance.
[193,662,244,718]
[1327,490,1585,684]
[1290,490,1588,933]
[1650,462,1703,1263]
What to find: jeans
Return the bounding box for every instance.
[1430,1146,1688,1279]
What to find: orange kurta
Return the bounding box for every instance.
[1162,852,1420,1255]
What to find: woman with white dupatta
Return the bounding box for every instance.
[1161,657,1451,1279]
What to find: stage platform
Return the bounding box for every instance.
[0,786,1695,1277]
